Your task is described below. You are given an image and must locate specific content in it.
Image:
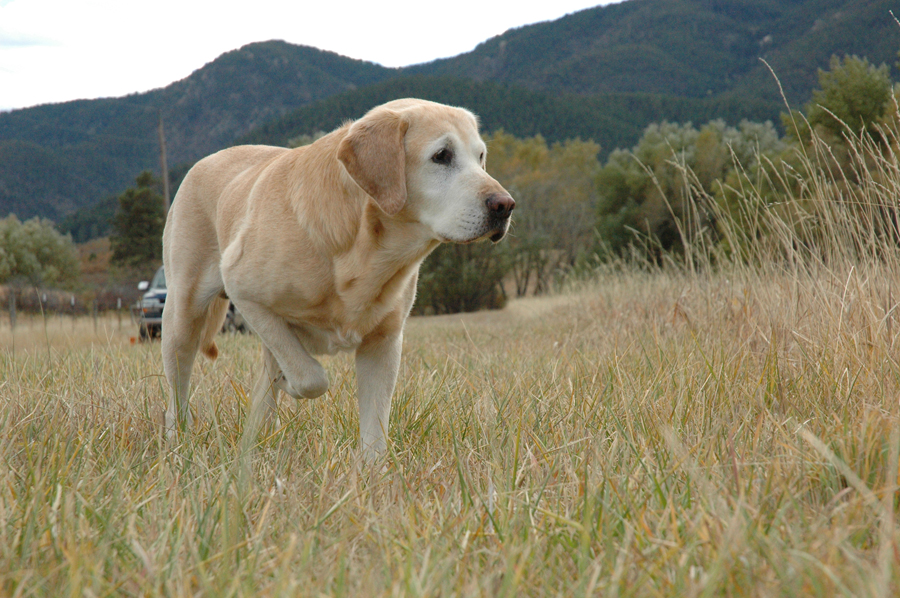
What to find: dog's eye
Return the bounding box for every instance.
[432,148,453,166]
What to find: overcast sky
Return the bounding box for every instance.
[0,0,622,111]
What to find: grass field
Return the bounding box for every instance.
[4,115,900,596]
[1,257,899,596]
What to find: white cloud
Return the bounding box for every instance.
[0,28,57,47]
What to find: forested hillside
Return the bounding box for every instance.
[408,0,900,104]
[241,75,780,154]
[1,0,897,224]
[0,41,395,220]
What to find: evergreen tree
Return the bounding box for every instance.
[110,171,165,270]
[783,55,892,144]
[57,195,118,243]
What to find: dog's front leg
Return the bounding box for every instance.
[231,299,329,400]
[249,345,282,429]
[355,331,402,460]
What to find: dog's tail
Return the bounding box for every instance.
[200,297,230,360]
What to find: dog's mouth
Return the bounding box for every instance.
[476,216,511,244]
[440,214,512,245]
[467,222,509,244]
[487,214,511,243]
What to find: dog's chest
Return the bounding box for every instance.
[280,254,418,355]
[298,324,363,355]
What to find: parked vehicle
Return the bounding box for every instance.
[134,266,249,340]
[135,266,166,340]
[223,303,248,333]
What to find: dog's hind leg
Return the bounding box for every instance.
[162,293,228,436]
[250,345,282,430]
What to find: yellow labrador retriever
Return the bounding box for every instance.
[161,98,514,457]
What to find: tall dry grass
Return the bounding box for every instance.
[2,115,900,596]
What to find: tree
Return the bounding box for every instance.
[783,55,892,144]
[110,171,165,271]
[483,131,601,295]
[0,214,80,286]
[415,243,511,315]
[57,195,118,243]
[595,119,786,259]
[778,56,898,255]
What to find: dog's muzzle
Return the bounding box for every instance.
[486,192,515,242]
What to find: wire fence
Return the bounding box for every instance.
[1,284,144,333]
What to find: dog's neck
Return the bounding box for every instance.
[333,200,438,321]
[286,129,441,324]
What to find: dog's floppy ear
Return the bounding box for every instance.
[338,110,410,216]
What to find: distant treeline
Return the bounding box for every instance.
[5,52,899,318]
[241,76,782,161]
[415,54,900,312]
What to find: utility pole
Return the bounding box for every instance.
[157,110,170,214]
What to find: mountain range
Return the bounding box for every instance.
[1,0,897,228]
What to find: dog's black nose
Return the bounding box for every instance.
[486,193,515,219]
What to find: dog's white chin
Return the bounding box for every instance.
[489,229,507,243]
[438,220,510,245]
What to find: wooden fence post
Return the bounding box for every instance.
[9,290,16,331]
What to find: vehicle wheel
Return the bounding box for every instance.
[149,324,161,339]
[139,324,149,341]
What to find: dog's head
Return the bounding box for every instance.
[338,98,514,244]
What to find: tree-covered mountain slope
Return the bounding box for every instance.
[1,0,897,223]
[241,75,780,157]
[0,41,395,220]
[407,0,899,104]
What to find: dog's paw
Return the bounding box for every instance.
[164,408,193,439]
[274,366,328,400]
